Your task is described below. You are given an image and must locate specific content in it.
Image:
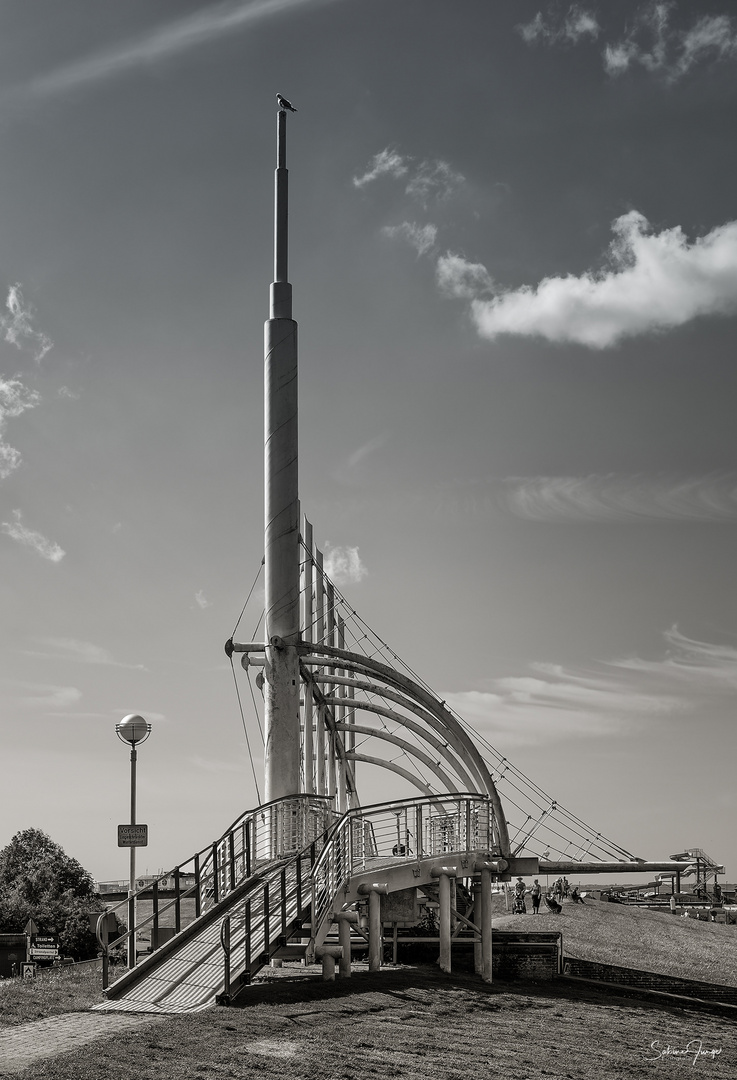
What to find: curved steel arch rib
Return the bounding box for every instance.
[301,643,510,855]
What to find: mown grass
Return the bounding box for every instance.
[492,897,737,986]
[13,965,737,1080]
[0,964,106,1026]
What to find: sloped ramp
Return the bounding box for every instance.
[94,855,307,1014]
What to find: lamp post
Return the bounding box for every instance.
[116,713,151,968]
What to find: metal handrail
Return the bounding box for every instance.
[310,793,495,940]
[97,793,332,988]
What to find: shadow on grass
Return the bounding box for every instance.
[229,962,703,1021]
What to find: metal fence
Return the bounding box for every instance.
[97,794,332,988]
[311,793,496,938]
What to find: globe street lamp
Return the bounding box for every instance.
[116,714,151,968]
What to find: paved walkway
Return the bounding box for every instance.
[0,1012,164,1075]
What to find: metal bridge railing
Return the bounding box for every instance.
[310,793,496,940]
[97,794,332,989]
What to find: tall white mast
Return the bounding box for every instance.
[263,103,301,802]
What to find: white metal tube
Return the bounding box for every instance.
[481,868,492,984]
[128,746,137,968]
[368,890,382,972]
[438,872,452,973]
[264,107,300,806]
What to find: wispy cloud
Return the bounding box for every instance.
[2,285,53,362]
[1,511,64,562]
[195,590,212,609]
[19,683,83,710]
[29,637,146,669]
[346,433,389,471]
[354,148,465,204]
[503,474,737,523]
[518,2,737,81]
[605,3,737,80]
[353,149,409,189]
[445,668,678,749]
[446,211,737,348]
[323,542,368,585]
[405,160,465,206]
[517,5,600,46]
[446,625,737,748]
[611,626,737,692]
[12,0,341,101]
[381,222,437,257]
[0,377,40,480]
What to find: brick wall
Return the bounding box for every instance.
[564,956,737,1005]
[492,931,561,981]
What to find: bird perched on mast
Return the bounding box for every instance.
[277,93,297,112]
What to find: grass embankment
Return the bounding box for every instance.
[0,964,106,1026]
[492,897,737,986]
[7,964,737,1080]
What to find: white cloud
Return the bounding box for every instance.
[444,668,678,749]
[0,377,40,480]
[518,5,600,45]
[459,211,737,348]
[502,474,737,523]
[606,4,737,79]
[1,510,64,562]
[353,149,409,189]
[436,252,495,300]
[611,626,737,693]
[445,625,737,749]
[30,637,146,669]
[405,160,465,205]
[2,284,52,362]
[519,2,737,81]
[323,542,368,585]
[195,590,211,609]
[381,222,437,256]
[346,433,388,470]
[12,0,342,100]
[354,149,465,205]
[58,386,80,400]
[20,683,83,710]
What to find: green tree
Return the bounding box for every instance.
[0,828,99,960]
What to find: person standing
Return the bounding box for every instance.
[513,876,527,914]
[531,879,542,914]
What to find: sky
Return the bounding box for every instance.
[1,0,736,885]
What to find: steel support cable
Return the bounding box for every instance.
[231,557,265,640]
[229,657,262,805]
[290,560,628,862]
